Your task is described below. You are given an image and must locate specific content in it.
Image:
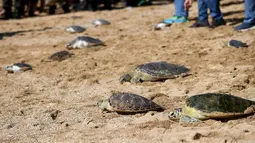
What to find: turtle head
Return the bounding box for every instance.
[97,100,108,111]
[168,108,182,120]
[119,73,132,84]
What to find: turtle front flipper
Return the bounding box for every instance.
[180,115,201,122]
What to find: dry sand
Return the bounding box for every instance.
[0,0,255,142]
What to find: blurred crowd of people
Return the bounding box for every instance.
[0,0,153,20]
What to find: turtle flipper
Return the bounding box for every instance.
[180,115,201,122]
[130,76,142,83]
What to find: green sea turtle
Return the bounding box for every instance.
[65,25,86,33]
[4,63,32,73]
[153,22,171,30]
[120,62,190,84]
[66,36,104,49]
[92,19,111,26]
[42,50,73,62]
[168,93,255,122]
[97,92,163,113]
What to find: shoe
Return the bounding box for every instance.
[211,18,226,28]
[163,15,188,24]
[234,22,255,32]
[190,20,210,28]
[138,0,152,6]
[0,9,12,20]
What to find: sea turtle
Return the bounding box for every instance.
[97,92,163,113]
[42,50,73,62]
[66,36,104,49]
[65,25,86,33]
[168,93,255,122]
[4,63,32,73]
[92,19,111,26]
[120,62,190,84]
[227,40,248,48]
[153,22,171,30]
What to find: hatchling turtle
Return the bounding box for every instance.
[65,25,86,33]
[168,93,255,122]
[92,19,111,26]
[97,92,163,113]
[4,62,32,73]
[227,40,248,48]
[153,22,171,30]
[66,36,104,49]
[42,50,73,62]
[120,62,190,84]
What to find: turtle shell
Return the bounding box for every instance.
[48,50,72,61]
[108,92,162,112]
[186,93,255,114]
[92,19,111,26]
[136,62,190,77]
[66,36,104,49]
[66,25,86,33]
[4,63,32,73]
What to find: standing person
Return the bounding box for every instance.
[184,0,226,28]
[234,0,255,31]
[163,0,189,24]
[1,0,25,19]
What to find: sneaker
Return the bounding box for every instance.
[234,22,255,32]
[138,0,152,6]
[190,20,210,28]
[163,15,188,24]
[211,18,226,28]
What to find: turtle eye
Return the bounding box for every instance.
[169,112,176,118]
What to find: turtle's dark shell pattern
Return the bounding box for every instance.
[187,93,255,113]
[13,63,32,69]
[136,62,190,77]
[76,36,103,44]
[108,92,162,112]
[92,19,111,25]
[48,51,72,61]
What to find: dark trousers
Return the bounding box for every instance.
[3,0,24,18]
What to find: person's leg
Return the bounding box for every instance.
[197,0,208,22]
[163,0,188,24]
[2,0,13,19]
[14,0,24,18]
[174,0,187,17]
[190,0,210,28]
[234,0,255,31]
[243,0,255,24]
[206,0,225,27]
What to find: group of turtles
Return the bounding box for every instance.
[3,18,255,123]
[97,61,255,122]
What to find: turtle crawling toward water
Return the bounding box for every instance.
[66,36,104,49]
[65,25,86,33]
[4,62,32,73]
[120,62,190,84]
[42,51,73,62]
[92,19,111,26]
[153,23,171,30]
[97,92,163,113]
[168,93,255,122]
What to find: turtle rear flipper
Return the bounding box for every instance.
[180,115,201,122]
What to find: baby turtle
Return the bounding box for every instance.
[66,36,104,49]
[92,19,111,26]
[153,23,171,30]
[227,40,248,48]
[66,25,86,33]
[42,50,73,62]
[4,63,32,73]
[169,93,255,122]
[97,92,163,113]
[120,62,190,84]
